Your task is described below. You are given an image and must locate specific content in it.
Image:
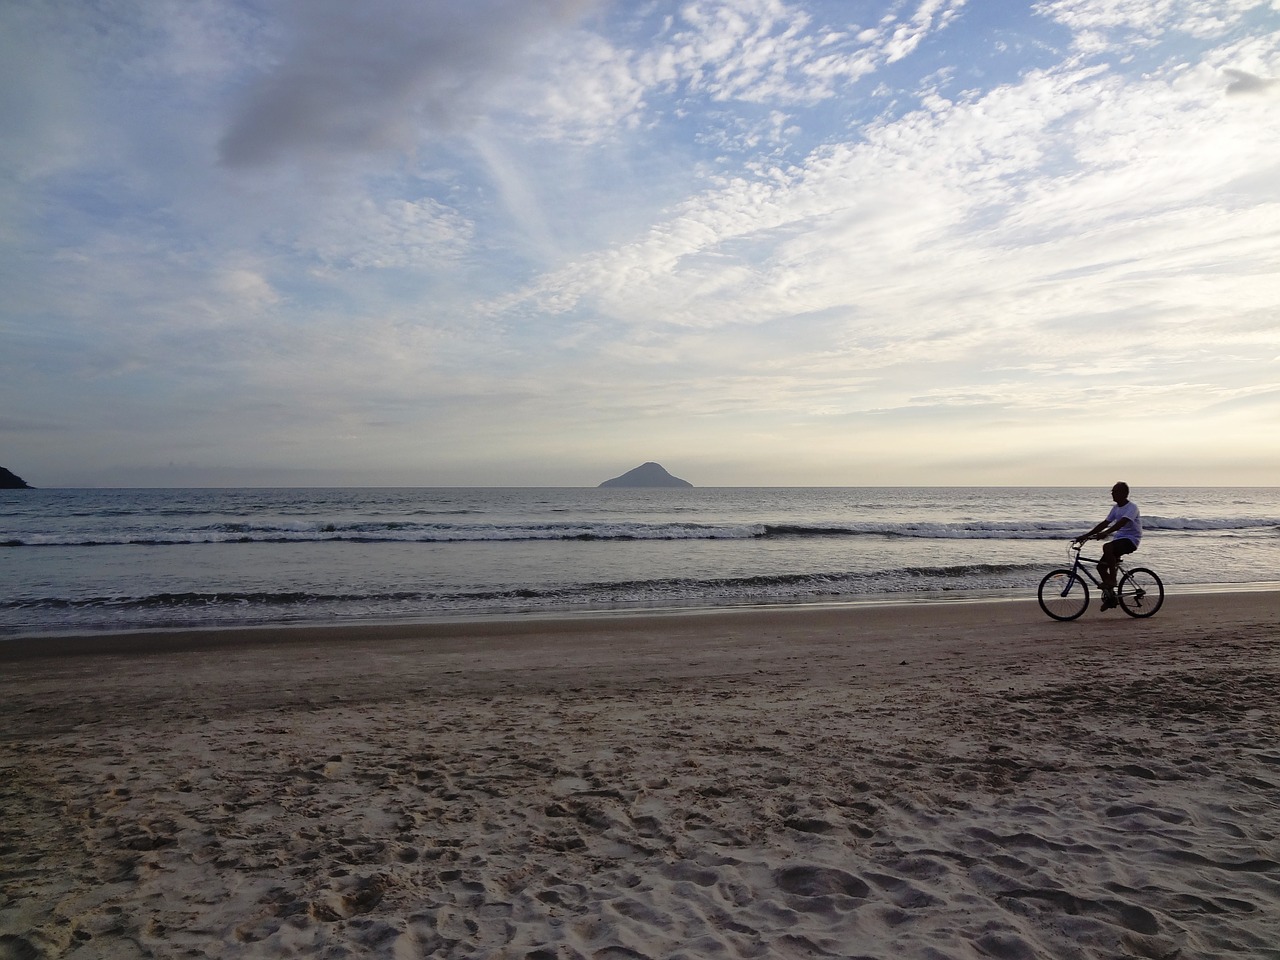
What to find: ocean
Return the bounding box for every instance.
[1,486,1277,638]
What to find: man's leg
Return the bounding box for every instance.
[1098,543,1120,593]
[1097,546,1119,610]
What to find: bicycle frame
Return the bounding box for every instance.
[1059,545,1119,595]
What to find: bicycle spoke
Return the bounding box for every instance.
[1118,568,1164,618]
[1039,569,1089,620]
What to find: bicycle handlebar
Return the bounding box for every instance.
[1065,538,1114,565]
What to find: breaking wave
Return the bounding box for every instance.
[0,561,1044,627]
[6,515,1275,548]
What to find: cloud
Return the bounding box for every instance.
[482,23,1280,443]
[1224,67,1279,95]
[880,0,968,64]
[1034,0,1269,40]
[303,196,476,269]
[474,0,972,149]
[498,30,651,143]
[631,0,966,105]
[218,0,597,166]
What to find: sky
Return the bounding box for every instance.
[2,0,1278,488]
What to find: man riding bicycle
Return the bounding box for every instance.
[1073,482,1142,611]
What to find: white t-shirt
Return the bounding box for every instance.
[1105,501,1142,545]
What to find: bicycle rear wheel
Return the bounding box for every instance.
[1038,569,1089,621]
[1118,567,1164,618]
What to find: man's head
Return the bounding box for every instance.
[1112,482,1130,503]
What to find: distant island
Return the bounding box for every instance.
[0,467,31,489]
[598,462,692,488]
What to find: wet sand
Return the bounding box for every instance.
[2,592,1278,958]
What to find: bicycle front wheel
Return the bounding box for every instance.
[1038,569,1089,621]
[1118,568,1164,618]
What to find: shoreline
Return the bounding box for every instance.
[4,580,1278,655]
[3,591,1278,958]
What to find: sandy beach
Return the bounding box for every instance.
[2,593,1278,959]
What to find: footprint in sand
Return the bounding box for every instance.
[774,865,871,900]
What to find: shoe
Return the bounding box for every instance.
[1100,593,1118,611]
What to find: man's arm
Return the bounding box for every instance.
[1074,518,1121,544]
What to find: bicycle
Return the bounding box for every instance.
[1037,541,1165,621]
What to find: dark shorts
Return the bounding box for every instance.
[1109,538,1138,556]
